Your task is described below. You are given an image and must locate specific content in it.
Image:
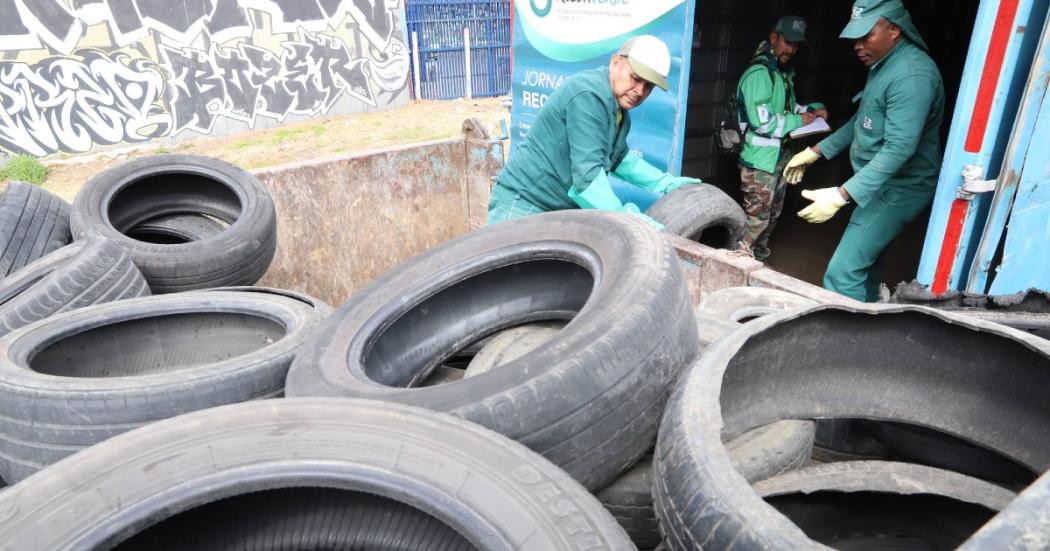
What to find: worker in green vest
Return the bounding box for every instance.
[736,15,827,262]
[487,35,701,228]
[783,0,944,302]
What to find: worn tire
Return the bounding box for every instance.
[70,155,277,293]
[759,463,1011,549]
[0,182,71,277]
[464,321,565,377]
[961,469,1050,549]
[0,291,324,483]
[0,240,149,337]
[200,285,333,317]
[645,184,747,248]
[597,420,814,550]
[287,210,700,490]
[654,304,1050,549]
[697,286,816,323]
[126,213,225,244]
[0,399,634,550]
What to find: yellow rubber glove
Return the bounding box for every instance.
[783,148,821,185]
[798,187,847,223]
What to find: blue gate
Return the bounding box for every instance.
[405,0,511,99]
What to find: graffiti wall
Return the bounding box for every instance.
[0,0,411,156]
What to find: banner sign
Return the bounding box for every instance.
[509,0,694,176]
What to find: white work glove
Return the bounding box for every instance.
[783,148,821,185]
[798,187,848,223]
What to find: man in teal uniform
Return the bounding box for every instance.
[736,15,827,262]
[487,35,700,227]
[783,0,944,302]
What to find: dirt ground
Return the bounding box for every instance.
[37,98,508,202]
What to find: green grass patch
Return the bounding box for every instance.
[155,147,170,154]
[0,155,47,184]
[271,124,327,145]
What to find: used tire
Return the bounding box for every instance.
[654,304,1050,549]
[287,210,700,490]
[697,286,816,324]
[0,399,634,550]
[0,181,71,277]
[200,285,333,317]
[0,291,324,483]
[597,420,814,550]
[645,184,747,248]
[0,240,149,337]
[758,462,1012,550]
[70,155,277,293]
[961,468,1050,549]
[125,213,225,244]
[464,321,565,377]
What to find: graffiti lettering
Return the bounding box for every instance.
[0,49,170,156]
[0,0,401,54]
[160,29,375,134]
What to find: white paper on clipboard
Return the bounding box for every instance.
[789,117,831,139]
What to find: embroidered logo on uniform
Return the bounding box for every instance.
[852,7,864,20]
[757,105,770,123]
[863,117,874,130]
[793,20,806,32]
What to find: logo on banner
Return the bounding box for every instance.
[531,0,553,17]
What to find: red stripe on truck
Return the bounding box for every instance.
[964,0,1020,153]
[932,199,971,295]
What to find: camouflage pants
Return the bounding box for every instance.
[738,154,789,262]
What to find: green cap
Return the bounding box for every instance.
[774,15,808,43]
[841,0,906,39]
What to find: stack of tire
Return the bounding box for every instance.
[0,164,1048,549]
[0,155,337,485]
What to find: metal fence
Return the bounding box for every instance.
[405,0,511,99]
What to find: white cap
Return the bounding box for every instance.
[616,35,671,91]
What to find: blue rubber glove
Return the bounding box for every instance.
[613,151,702,194]
[569,171,665,230]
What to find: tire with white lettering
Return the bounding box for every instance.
[0,240,149,337]
[0,291,324,483]
[646,184,746,248]
[70,155,276,293]
[287,210,700,491]
[0,182,71,278]
[0,399,634,550]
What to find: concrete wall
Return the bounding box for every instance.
[255,120,502,306]
[0,0,411,158]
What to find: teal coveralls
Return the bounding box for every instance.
[488,66,630,223]
[817,38,945,302]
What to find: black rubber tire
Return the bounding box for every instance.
[754,461,1016,510]
[645,184,747,248]
[126,213,226,244]
[961,469,1050,549]
[199,285,333,317]
[597,420,814,550]
[69,155,277,293]
[697,286,816,324]
[0,291,325,483]
[0,181,71,277]
[0,399,634,550]
[287,210,700,490]
[653,304,1050,549]
[812,418,892,462]
[865,421,1036,486]
[757,462,1012,550]
[0,240,149,337]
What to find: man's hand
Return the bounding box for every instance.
[798,187,848,223]
[800,112,817,126]
[783,147,821,184]
[814,108,829,120]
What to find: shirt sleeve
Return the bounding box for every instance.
[842,76,939,206]
[740,68,804,138]
[565,92,613,192]
[818,111,858,160]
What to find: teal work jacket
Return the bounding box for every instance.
[818,39,945,207]
[495,66,631,211]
